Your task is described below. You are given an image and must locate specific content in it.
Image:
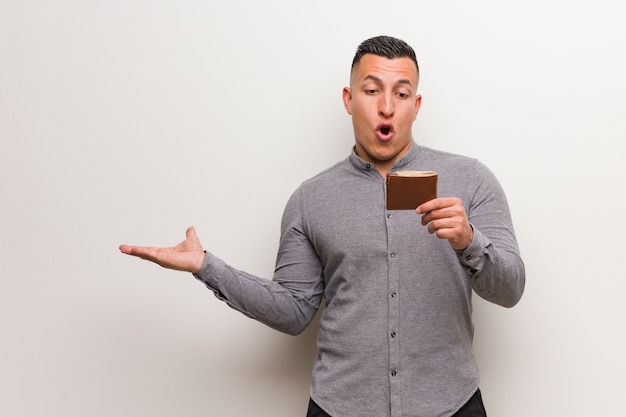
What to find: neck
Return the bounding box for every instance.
[374,162,394,178]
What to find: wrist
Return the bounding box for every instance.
[191,251,206,274]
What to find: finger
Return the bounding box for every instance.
[420,207,452,225]
[428,219,446,235]
[427,219,449,234]
[416,197,453,214]
[119,244,153,256]
[416,200,435,215]
[430,223,456,238]
[119,245,160,260]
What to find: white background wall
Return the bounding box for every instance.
[2,1,625,416]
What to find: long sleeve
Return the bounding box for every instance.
[457,160,525,307]
[193,189,325,335]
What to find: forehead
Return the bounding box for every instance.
[351,54,418,86]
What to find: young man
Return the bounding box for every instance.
[120,36,525,417]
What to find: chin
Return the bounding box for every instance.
[374,143,403,158]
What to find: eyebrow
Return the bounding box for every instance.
[363,74,414,87]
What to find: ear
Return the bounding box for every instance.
[342,87,353,115]
[413,94,422,121]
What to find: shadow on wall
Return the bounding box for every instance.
[51,289,322,417]
[90,290,322,404]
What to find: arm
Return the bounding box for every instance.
[119,191,325,335]
[194,189,324,335]
[417,162,525,307]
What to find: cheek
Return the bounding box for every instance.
[400,106,418,125]
[350,105,369,125]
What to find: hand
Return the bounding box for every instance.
[119,226,206,274]
[416,198,473,251]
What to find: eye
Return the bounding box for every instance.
[397,92,409,98]
[365,89,378,95]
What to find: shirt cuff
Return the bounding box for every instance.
[192,251,228,301]
[455,225,489,277]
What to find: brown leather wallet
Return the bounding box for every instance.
[386,171,438,210]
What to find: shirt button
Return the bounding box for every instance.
[391,332,397,338]
[366,164,371,169]
[391,292,397,298]
[466,255,471,261]
[391,370,397,377]
[390,253,396,258]
[387,213,392,219]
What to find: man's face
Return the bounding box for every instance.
[343,54,421,174]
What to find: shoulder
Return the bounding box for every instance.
[280,158,353,230]
[418,146,499,194]
[295,157,354,193]
[416,145,481,169]
[416,146,492,187]
[283,158,348,206]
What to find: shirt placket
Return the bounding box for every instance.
[385,210,402,417]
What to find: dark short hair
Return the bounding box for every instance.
[351,35,419,74]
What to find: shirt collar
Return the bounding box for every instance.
[348,140,420,176]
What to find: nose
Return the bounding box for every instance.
[378,93,394,118]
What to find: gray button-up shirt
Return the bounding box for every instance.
[195,142,525,417]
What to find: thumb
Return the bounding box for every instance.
[181,226,204,253]
[186,226,197,239]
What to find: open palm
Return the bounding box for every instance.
[119,226,205,274]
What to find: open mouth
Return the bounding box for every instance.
[376,124,394,140]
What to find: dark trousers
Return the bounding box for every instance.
[306,389,487,417]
